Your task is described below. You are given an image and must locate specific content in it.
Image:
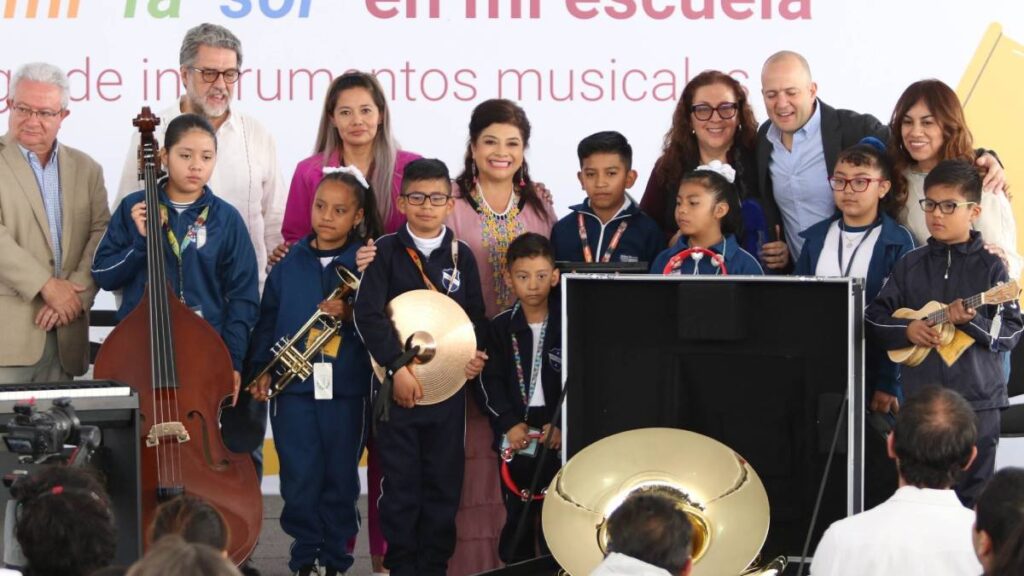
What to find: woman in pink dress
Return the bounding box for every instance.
[446,99,557,575]
[277,71,419,575]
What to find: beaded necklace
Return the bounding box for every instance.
[472,183,526,310]
[510,302,547,416]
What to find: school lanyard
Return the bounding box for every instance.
[406,238,459,295]
[577,213,628,263]
[510,302,546,417]
[836,220,880,277]
[159,204,210,301]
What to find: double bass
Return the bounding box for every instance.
[95,108,262,564]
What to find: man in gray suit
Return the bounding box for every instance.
[0,62,110,383]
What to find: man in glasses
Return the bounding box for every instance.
[116,22,285,291]
[753,51,1004,271]
[0,62,110,383]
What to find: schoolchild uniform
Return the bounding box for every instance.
[650,234,764,275]
[866,230,1023,504]
[92,182,259,372]
[353,224,487,576]
[550,196,664,265]
[246,235,369,574]
[479,297,562,563]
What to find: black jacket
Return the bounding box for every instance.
[353,226,487,371]
[478,298,563,445]
[755,99,888,240]
[865,231,1023,410]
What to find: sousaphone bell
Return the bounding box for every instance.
[542,428,786,575]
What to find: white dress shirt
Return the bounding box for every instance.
[810,485,982,576]
[590,552,675,576]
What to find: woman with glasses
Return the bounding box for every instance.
[445,98,557,575]
[640,71,760,242]
[887,79,1020,277]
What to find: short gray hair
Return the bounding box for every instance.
[179,23,243,68]
[11,62,70,109]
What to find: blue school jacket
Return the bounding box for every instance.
[794,212,915,398]
[550,197,664,265]
[92,184,259,371]
[649,234,764,275]
[246,236,372,397]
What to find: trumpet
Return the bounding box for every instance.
[248,265,360,399]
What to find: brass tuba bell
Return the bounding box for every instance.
[542,428,786,576]
[247,265,360,399]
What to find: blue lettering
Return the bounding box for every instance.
[220,0,252,17]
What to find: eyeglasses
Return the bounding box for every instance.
[401,192,451,206]
[10,104,63,121]
[690,103,738,121]
[828,177,886,193]
[190,67,240,84]
[919,199,977,214]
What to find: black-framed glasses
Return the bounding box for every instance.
[10,104,63,120]
[190,67,240,84]
[402,192,450,206]
[919,199,977,215]
[691,103,738,121]
[828,176,885,193]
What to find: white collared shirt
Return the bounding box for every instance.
[116,103,285,289]
[590,552,675,576]
[810,486,982,576]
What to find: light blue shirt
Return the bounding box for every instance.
[19,143,62,275]
[766,101,833,259]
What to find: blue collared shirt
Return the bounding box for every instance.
[19,143,62,275]
[766,101,833,259]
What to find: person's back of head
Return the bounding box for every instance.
[126,536,239,576]
[12,466,116,576]
[605,489,693,576]
[975,467,1024,576]
[891,386,977,489]
[148,495,229,551]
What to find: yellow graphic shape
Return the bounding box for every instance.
[958,23,1024,280]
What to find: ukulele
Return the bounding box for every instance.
[888,280,1020,367]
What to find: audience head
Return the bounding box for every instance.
[12,466,116,576]
[760,51,817,136]
[126,536,240,576]
[148,495,229,552]
[576,131,638,219]
[399,158,454,237]
[831,138,898,222]
[7,62,71,156]
[606,489,693,576]
[974,467,1024,576]
[676,164,743,241]
[504,232,558,306]
[889,386,977,489]
[312,71,399,222]
[178,23,243,119]
[315,167,385,243]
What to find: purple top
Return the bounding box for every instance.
[282,148,421,241]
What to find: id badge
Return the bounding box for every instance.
[313,362,333,400]
[196,227,207,249]
[501,427,541,458]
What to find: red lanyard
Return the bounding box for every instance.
[577,213,628,263]
[406,238,459,295]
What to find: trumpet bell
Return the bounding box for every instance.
[542,428,773,576]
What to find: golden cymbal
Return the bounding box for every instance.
[542,428,772,576]
[371,289,477,405]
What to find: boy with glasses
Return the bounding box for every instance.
[354,158,488,576]
[867,159,1023,506]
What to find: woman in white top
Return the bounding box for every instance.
[887,79,1021,277]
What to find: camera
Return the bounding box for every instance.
[1,398,99,461]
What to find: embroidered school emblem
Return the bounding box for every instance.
[549,348,561,372]
[442,268,461,293]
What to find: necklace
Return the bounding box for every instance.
[472,183,525,310]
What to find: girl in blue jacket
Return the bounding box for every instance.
[247,167,383,576]
[92,113,259,392]
[650,161,764,275]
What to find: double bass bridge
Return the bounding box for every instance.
[145,422,190,448]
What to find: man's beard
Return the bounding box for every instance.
[186,85,230,119]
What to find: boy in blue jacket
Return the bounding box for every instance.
[551,131,664,266]
[866,159,1023,506]
[247,168,383,576]
[92,114,258,396]
[353,158,488,576]
[479,232,563,564]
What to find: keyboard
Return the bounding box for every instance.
[0,380,132,402]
